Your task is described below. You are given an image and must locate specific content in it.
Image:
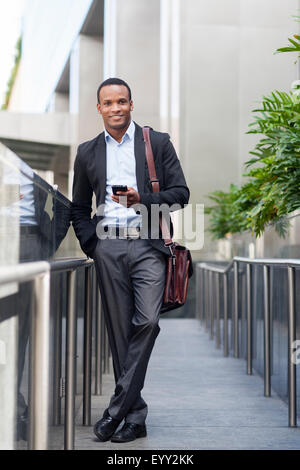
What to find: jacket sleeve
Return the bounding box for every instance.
[71,146,97,256]
[138,134,190,211]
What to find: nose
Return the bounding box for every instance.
[111,102,121,113]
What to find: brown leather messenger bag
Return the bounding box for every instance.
[142,126,193,313]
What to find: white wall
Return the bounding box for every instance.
[112,0,161,128]
[238,0,300,177]
[19,0,93,112]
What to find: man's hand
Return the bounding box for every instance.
[111,187,140,208]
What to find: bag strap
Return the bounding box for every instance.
[142,126,174,249]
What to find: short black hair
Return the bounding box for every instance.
[97,77,132,104]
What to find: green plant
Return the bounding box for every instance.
[204,182,258,239]
[244,90,300,236]
[275,33,300,57]
[275,15,300,58]
[1,36,22,110]
[206,65,300,239]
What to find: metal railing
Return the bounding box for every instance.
[0,257,111,450]
[196,256,299,428]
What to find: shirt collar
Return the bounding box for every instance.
[104,120,135,144]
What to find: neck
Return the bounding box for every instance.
[106,121,131,143]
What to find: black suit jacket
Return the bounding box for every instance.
[71,122,190,257]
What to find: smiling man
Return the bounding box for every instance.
[71,77,190,443]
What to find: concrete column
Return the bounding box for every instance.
[103,0,117,78]
[160,0,170,133]
[48,92,69,112]
[160,0,183,241]
[110,0,160,129]
[160,0,180,148]
[69,33,104,199]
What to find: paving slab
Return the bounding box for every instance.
[74,319,300,450]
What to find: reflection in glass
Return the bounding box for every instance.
[0,143,71,448]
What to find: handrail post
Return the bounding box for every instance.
[95,277,102,396]
[216,273,220,348]
[102,320,107,373]
[101,307,106,375]
[234,261,239,358]
[29,271,51,450]
[223,272,228,357]
[201,267,205,324]
[105,327,110,373]
[246,263,252,375]
[209,271,214,339]
[83,266,92,426]
[205,270,209,332]
[102,317,110,374]
[263,265,271,397]
[64,269,77,450]
[198,265,203,322]
[53,273,63,426]
[288,266,297,427]
[199,265,203,323]
[195,265,199,320]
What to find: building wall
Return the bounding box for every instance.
[19,0,94,112]
[4,0,300,258]
[180,0,300,259]
[106,0,161,129]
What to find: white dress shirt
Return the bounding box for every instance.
[102,120,142,227]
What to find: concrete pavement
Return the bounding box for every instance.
[74,318,300,450]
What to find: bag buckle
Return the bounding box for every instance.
[164,241,175,257]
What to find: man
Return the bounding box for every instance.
[71,77,189,443]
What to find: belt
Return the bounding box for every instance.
[21,225,40,235]
[102,226,141,239]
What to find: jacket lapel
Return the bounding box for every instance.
[94,131,107,205]
[134,122,146,194]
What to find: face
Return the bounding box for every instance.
[97,84,133,131]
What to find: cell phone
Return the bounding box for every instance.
[112,185,128,195]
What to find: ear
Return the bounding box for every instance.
[97,103,102,115]
[130,100,134,112]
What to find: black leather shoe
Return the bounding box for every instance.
[93,409,122,442]
[111,422,147,443]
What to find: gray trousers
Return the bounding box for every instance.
[93,237,166,425]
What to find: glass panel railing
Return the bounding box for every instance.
[213,210,300,261]
[0,142,75,266]
[0,143,77,449]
